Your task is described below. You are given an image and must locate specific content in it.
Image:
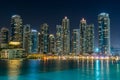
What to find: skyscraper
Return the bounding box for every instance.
[62,16,70,54]
[10,15,23,48]
[40,23,49,53]
[98,13,111,55]
[49,34,55,53]
[80,18,87,54]
[72,29,80,55]
[38,32,41,53]
[86,24,94,54]
[31,29,39,53]
[56,25,63,55]
[23,24,32,54]
[0,27,9,49]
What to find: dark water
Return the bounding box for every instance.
[0,59,120,80]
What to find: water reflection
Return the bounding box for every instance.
[106,60,110,80]
[28,60,39,73]
[95,60,100,80]
[0,59,120,80]
[100,60,104,79]
[117,63,119,72]
[7,60,22,80]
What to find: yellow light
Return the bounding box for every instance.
[43,57,47,60]
[82,56,85,59]
[86,56,89,59]
[105,56,109,60]
[90,56,94,59]
[115,56,119,60]
[9,41,21,46]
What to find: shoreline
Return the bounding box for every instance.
[0,55,119,61]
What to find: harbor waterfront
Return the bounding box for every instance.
[26,54,120,61]
[1,0,120,80]
[0,59,120,80]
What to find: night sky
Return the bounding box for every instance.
[0,0,120,48]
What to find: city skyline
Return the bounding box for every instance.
[0,14,110,55]
[0,1,120,80]
[1,12,113,52]
[0,0,120,48]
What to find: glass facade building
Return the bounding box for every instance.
[86,24,94,54]
[49,34,55,53]
[31,29,39,53]
[40,23,49,53]
[23,24,32,53]
[10,15,23,48]
[80,18,87,54]
[62,17,70,54]
[72,29,80,55]
[0,27,9,49]
[56,25,63,55]
[98,13,111,55]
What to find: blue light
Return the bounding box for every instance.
[95,48,99,52]
[31,29,37,32]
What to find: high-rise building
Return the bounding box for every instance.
[98,13,111,55]
[40,23,49,53]
[72,29,80,55]
[62,16,70,54]
[38,32,41,53]
[49,34,55,53]
[23,24,32,54]
[0,27,9,49]
[86,24,94,54]
[56,25,63,55]
[10,15,23,48]
[80,18,87,54]
[31,29,39,53]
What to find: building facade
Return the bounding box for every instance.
[86,24,94,54]
[72,29,80,55]
[31,29,39,53]
[0,49,25,59]
[98,13,111,55]
[80,18,87,54]
[49,34,55,53]
[23,24,32,54]
[10,15,23,48]
[62,17,70,54]
[40,23,49,53]
[0,27,9,49]
[56,25,63,55]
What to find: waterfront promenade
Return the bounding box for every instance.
[27,54,120,61]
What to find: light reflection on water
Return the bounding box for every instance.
[7,60,21,80]
[0,59,120,80]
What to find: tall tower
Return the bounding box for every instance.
[49,34,55,53]
[38,32,41,53]
[56,25,63,55]
[62,16,70,54]
[86,24,94,54]
[10,15,23,48]
[72,29,80,55]
[0,27,9,49]
[80,18,87,54]
[98,13,111,55]
[23,24,32,53]
[40,23,49,53]
[31,29,39,53]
